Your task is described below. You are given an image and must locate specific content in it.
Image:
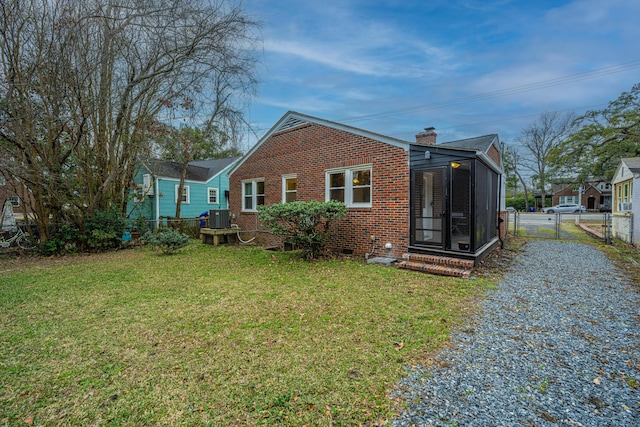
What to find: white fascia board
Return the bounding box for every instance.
[612,162,629,184]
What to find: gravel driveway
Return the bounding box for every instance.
[392,240,640,426]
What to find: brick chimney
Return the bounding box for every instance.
[415,127,437,145]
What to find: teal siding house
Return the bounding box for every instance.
[127,157,240,225]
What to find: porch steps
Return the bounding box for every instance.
[398,253,474,279]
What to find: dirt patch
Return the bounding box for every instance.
[473,236,526,279]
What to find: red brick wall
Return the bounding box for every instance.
[486,144,501,168]
[553,184,600,210]
[229,123,410,258]
[582,186,601,210]
[552,185,576,205]
[0,175,32,216]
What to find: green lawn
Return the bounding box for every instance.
[0,244,493,426]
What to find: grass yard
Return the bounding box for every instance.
[0,244,494,426]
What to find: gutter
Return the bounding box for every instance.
[155,176,160,226]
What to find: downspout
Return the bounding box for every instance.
[497,169,505,249]
[496,143,505,249]
[155,177,160,229]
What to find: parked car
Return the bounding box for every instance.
[541,204,586,214]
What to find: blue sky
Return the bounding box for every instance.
[240,0,640,149]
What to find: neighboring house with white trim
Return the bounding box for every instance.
[611,157,640,246]
[127,157,240,226]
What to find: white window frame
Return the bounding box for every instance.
[282,174,297,203]
[325,165,372,208]
[133,187,144,203]
[8,196,20,207]
[616,182,632,212]
[208,187,219,204]
[559,195,578,204]
[242,179,265,212]
[175,184,190,204]
[0,176,5,186]
[142,173,154,195]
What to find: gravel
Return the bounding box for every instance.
[392,240,640,426]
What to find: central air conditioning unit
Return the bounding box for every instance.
[209,209,231,229]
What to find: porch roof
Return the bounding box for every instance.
[437,134,499,152]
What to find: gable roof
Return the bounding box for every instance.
[612,157,640,184]
[229,111,412,176]
[145,157,240,182]
[437,134,499,153]
[622,157,640,174]
[229,110,503,176]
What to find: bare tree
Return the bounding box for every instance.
[0,0,259,243]
[516,111,578,209]
[503,143,531,211]
[156,124,241,218]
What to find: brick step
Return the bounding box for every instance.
[402,253,474,269]
[397,260,472,279]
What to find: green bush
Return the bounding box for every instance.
[506,196,552,212]
[142,228,190,254]
[41,224,78,256]
[258,200,347,260]
[84,206,127,250]
[506,197,535,212]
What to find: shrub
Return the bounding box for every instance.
[506,197,552,212]
[258,200,347,260]
[142,228,190,254]
[41,224,78,256]
[133,215,150,233]
[84,206,127,250]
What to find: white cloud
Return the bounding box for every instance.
[243,0,639,145]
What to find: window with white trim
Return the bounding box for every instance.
[175,184,190,204]
[8,196,20,207]
[559,195,579,204]
[208,187,219,204]
[616,182,632,211]
[326,166,371,207]
[142,174,154,195]
[0,176,5,186]
[242,179,264,211]
[282,174,297,203]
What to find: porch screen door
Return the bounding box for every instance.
[449,160,472,251]
[413,168,445,247]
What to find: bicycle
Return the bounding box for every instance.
[0,226,37,249]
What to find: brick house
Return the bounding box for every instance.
[551,180,612,211]
[228,111,503,271]
[0,171,33,221]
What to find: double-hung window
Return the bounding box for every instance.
[326,166,371,208]
[282,174,297,203]
[617,182,632,211]
[208,187,219,204]
[559,195,578,204]
[243,179,264,211]
[175,185,190,204]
